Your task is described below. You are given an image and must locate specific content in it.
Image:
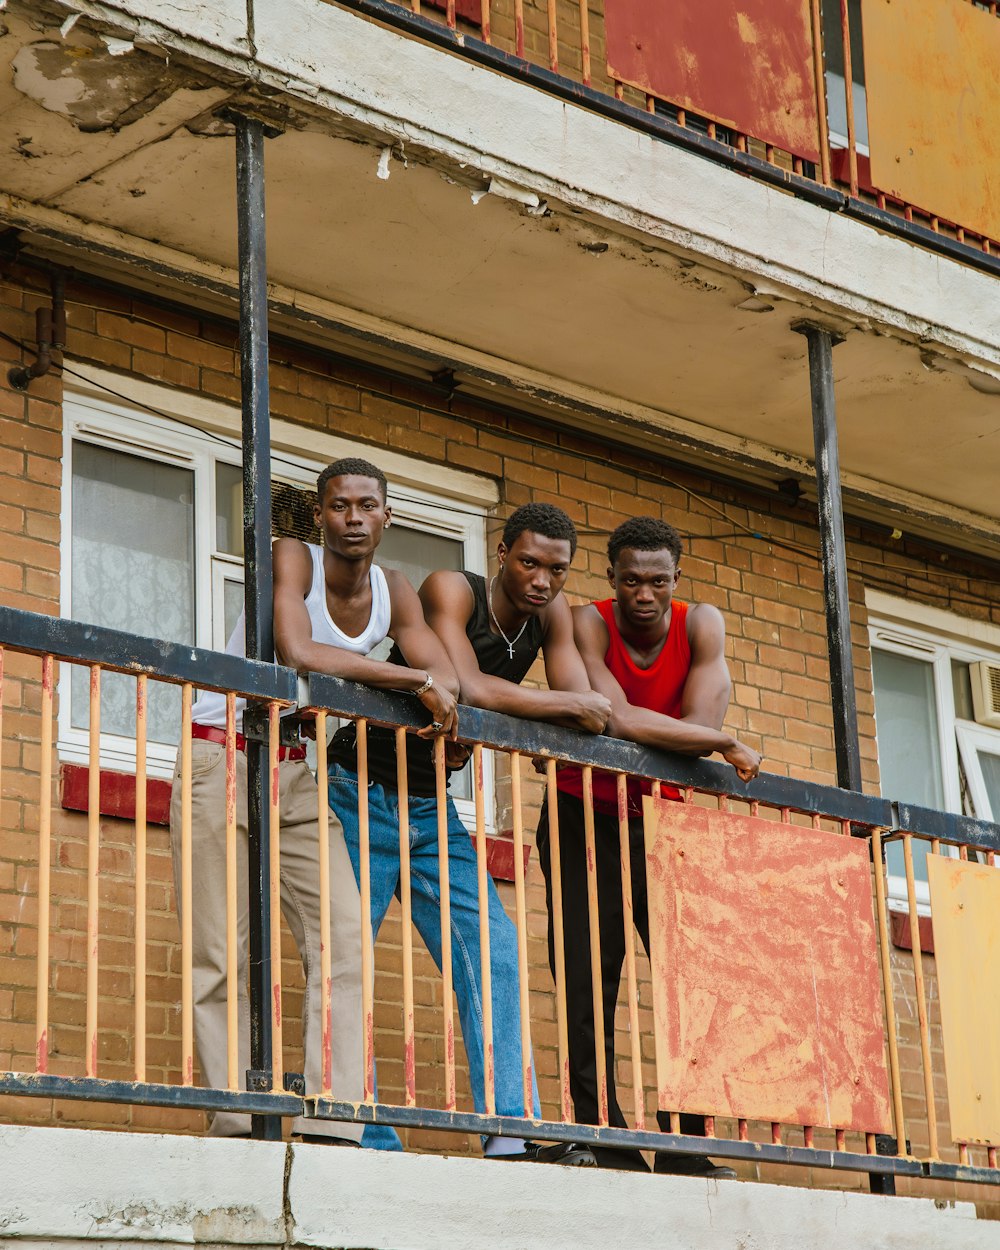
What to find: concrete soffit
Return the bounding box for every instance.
[8,187,1000,560]
[14,0,1000,366]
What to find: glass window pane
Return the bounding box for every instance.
[872,648,944,882]
[377,524,464,586]
[223,577,244,647]
[215,461,244,557]
[71,442,195,745]
[952,659,975,722]
[976,750,1000,822]
[377,525,468,796]
[366,526,464,664]
[822,0,865,81]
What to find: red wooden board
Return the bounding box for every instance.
[60,763,172,826]
[425,0,481,25]
[605,0,821,163]
[643,798,891,1131]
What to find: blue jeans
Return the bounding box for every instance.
[328,764,540,1153]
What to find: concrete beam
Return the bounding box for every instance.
[0,1123,995,1250]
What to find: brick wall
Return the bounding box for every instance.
[0,266,998,1213]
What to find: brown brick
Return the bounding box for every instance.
[130,349,199,391]
[167,330,234,372]
[96,311,166,355]
[447,444,502,477]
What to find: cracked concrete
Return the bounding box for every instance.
[0,1122,997,1249]
[11,36,215,132]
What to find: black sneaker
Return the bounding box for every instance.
[654,1153,737,1180]
[530,1141,597,1167]
[490,1141,597,1166]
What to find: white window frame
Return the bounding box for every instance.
[61,388,235,777]
[867,592,1000,908]
[60,372,494,829]
[955,722,1000,824]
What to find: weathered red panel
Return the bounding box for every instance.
[606,0,821,163]
[643,798,891,1131]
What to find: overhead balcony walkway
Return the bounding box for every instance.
[3,1,1000,558]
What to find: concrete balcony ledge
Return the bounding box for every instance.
[0,1123,993,1250]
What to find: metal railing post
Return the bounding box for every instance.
[234,112,280,1141]
[796,321,896,1193]
[795,322,862,792]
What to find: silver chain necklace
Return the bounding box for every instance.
[488,575,529,660]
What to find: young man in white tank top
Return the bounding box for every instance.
[170,457,458,1141]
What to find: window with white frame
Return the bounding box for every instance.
[60,378,492,828]
[867,591,1000,904]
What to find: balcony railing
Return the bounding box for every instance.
[329,0,1000,273]
[1,603,999,1189]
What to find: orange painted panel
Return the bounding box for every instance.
[643,797,891,1131]
[863,0,1000,240]
[605,0,821,163]
[926,855,1000,1146]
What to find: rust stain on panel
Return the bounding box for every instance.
[643,797,890,1131]
[927,855,1000,1146]
[605,0,820,162]
[863,0,1000,240]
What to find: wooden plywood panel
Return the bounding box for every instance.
[643,798,891,1131]
[863,0,1000,240]
[605,0,821,162]
[926,855,1000,1146]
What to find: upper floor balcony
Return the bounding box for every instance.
[3,0,1000,565]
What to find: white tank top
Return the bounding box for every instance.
[192,544,392,730]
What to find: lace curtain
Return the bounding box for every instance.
[71,442,195,746]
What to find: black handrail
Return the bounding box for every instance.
[3,603,998,850]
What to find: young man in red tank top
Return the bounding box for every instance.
[538,516,761,1177]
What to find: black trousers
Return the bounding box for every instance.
[537,790,706,1170]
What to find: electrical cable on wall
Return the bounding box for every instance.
[1,317,998,613]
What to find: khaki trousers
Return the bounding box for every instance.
[169,738,365,1139]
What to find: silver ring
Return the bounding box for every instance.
[431,721,444,732]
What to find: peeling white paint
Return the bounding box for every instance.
[11,36,208,132]
[59,12,82,38]
[487,176,540,209]
[376,145,391,180]
[103,36,135,56]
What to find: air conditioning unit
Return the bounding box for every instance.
[970,661,1000,729]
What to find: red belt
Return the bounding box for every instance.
[192,722,307,762]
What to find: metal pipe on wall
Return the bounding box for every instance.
[795,322,862,793]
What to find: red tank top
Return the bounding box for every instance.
[557,599,691,815]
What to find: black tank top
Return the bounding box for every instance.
[330,571,543,795]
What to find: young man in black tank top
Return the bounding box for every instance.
[328,503,611,1162]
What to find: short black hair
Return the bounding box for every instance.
[607,517,683,567]
[316,457,387,503]
[502,502,578,558]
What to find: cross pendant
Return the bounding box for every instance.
[507,642,515,659]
